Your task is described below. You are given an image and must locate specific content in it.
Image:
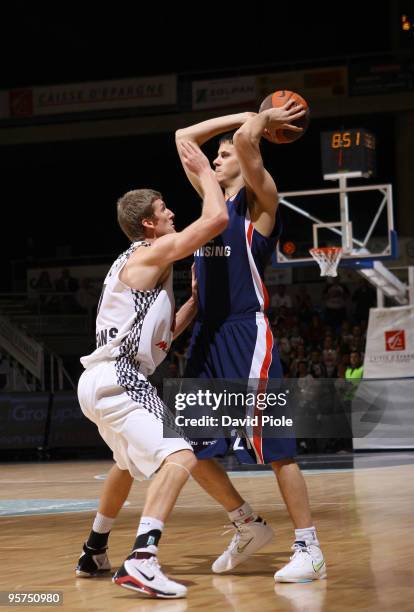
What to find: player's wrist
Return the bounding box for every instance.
[199,167,216,182]
[187,295,197,309]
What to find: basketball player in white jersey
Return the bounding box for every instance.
[75,141,228,599]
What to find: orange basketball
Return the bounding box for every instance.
[259,90,310,144]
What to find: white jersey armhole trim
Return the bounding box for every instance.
[115,241,157,293]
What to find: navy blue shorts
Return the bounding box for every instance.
[184,313,296,464]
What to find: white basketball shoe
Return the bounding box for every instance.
[113,551,187,599]
[212,517,274,573]
[274,540,327,583]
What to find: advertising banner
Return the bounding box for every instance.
[364,306,414,379]
[6,75,177,119]
[192,76,256,110]
[355,305,414,449]
[48,392,105,448]
[349,60,414,96]
[256,66,348,102]
[0,393,49,449]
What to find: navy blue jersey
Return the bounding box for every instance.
[186,187,295,464]
[194,187,281,323]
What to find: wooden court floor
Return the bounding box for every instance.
[1,460,413,611]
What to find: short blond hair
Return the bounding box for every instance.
[117,189,162,241]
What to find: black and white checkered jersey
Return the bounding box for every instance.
[80,241,175,377]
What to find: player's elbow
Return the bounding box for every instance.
[233,126,260,151]
[233,128,250,148]
[175,128,192,143]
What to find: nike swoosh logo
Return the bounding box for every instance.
[138,569,155,581]
[237,537,254,554]
[312,559,325,573]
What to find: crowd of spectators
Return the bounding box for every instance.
[30,269,99,320]
[168,277,375,383]
[155,276,376,454]
[3,266,378,451]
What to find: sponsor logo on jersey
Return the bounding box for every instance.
[194,242,231,257]
[156,340,169,352]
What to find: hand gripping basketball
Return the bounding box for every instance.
[259,90,310,144]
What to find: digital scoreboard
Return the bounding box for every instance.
[320,129,376,177]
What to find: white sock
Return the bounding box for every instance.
[295,526,319,546]
[137,516,164,537]
[228,502,257,525]
[93,512,115,534]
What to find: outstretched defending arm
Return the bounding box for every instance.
[140,142,228,266]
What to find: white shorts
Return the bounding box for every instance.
[77,361,192,480]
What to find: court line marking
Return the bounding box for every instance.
[1,498,412,518]
[0,460,413,486]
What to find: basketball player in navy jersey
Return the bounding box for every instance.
[75,141,228,599]
[174,100,326,583]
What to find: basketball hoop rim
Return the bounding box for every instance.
[309,247,342,254]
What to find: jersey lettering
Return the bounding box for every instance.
[96,327,118,348]
[195,244,231,257]
[233,435,252,450]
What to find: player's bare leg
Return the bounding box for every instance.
[76,465,133,578]
[191,458,244,510]
[271,459,326,583]
[192,459,274,573]
[271,459,312,528]
[113,449,196,598]
[141,450,196,520]
[98,464,134,518]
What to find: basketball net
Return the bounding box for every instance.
[309,247,342,277]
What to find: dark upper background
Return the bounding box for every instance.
[1,1,412,288]
[0,3,394,88]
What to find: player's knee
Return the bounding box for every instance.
[271,457,296,470]
[114,463,131,475]
[165,449,197,474]
[180,449,197,473]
